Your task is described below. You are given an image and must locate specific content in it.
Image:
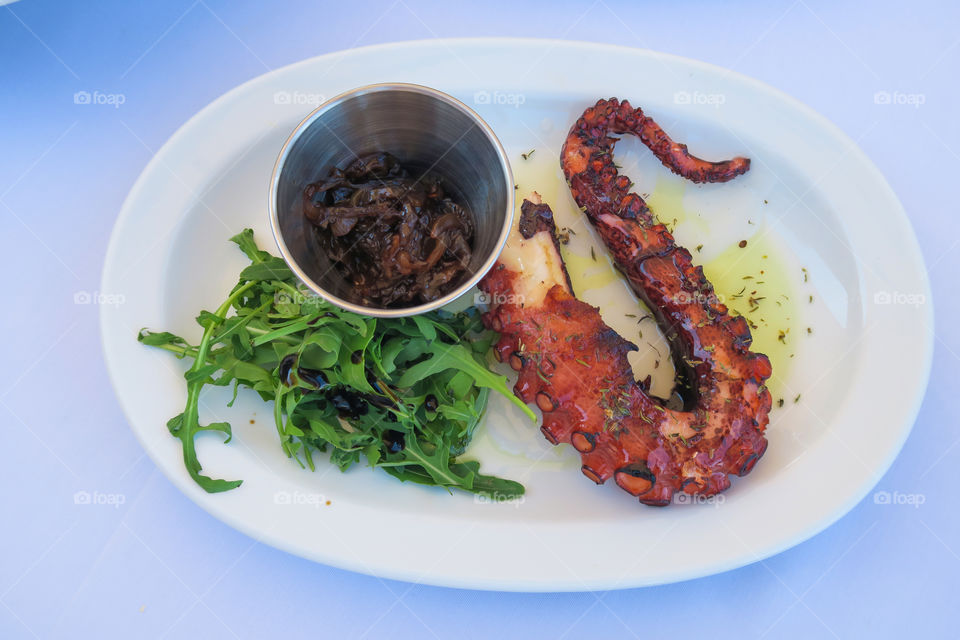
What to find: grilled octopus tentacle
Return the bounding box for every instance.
[480,99,770,506]
[481,194,770,505]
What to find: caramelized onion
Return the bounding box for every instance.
[303,152,474,307]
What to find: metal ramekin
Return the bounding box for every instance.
[269,83,514,318]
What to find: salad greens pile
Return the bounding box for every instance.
[139,229,535,498]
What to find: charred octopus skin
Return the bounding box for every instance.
[479,100,770,506]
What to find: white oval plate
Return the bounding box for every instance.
[101,39,933,591]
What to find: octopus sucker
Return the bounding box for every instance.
[478,98,771,505]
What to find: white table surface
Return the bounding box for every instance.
[1,1,957,637]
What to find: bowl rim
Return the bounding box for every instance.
[268,81,515,318]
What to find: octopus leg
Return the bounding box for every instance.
[481,195,769,506]
[481,98,771,506]
[562,98,771,501]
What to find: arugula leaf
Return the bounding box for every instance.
[229,228,271,263]
[239,257,294,282]
[148,279,256,492]
[396,341,536,421]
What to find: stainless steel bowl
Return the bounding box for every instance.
[269,83,514,318]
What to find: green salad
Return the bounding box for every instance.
[139,229,534,498]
